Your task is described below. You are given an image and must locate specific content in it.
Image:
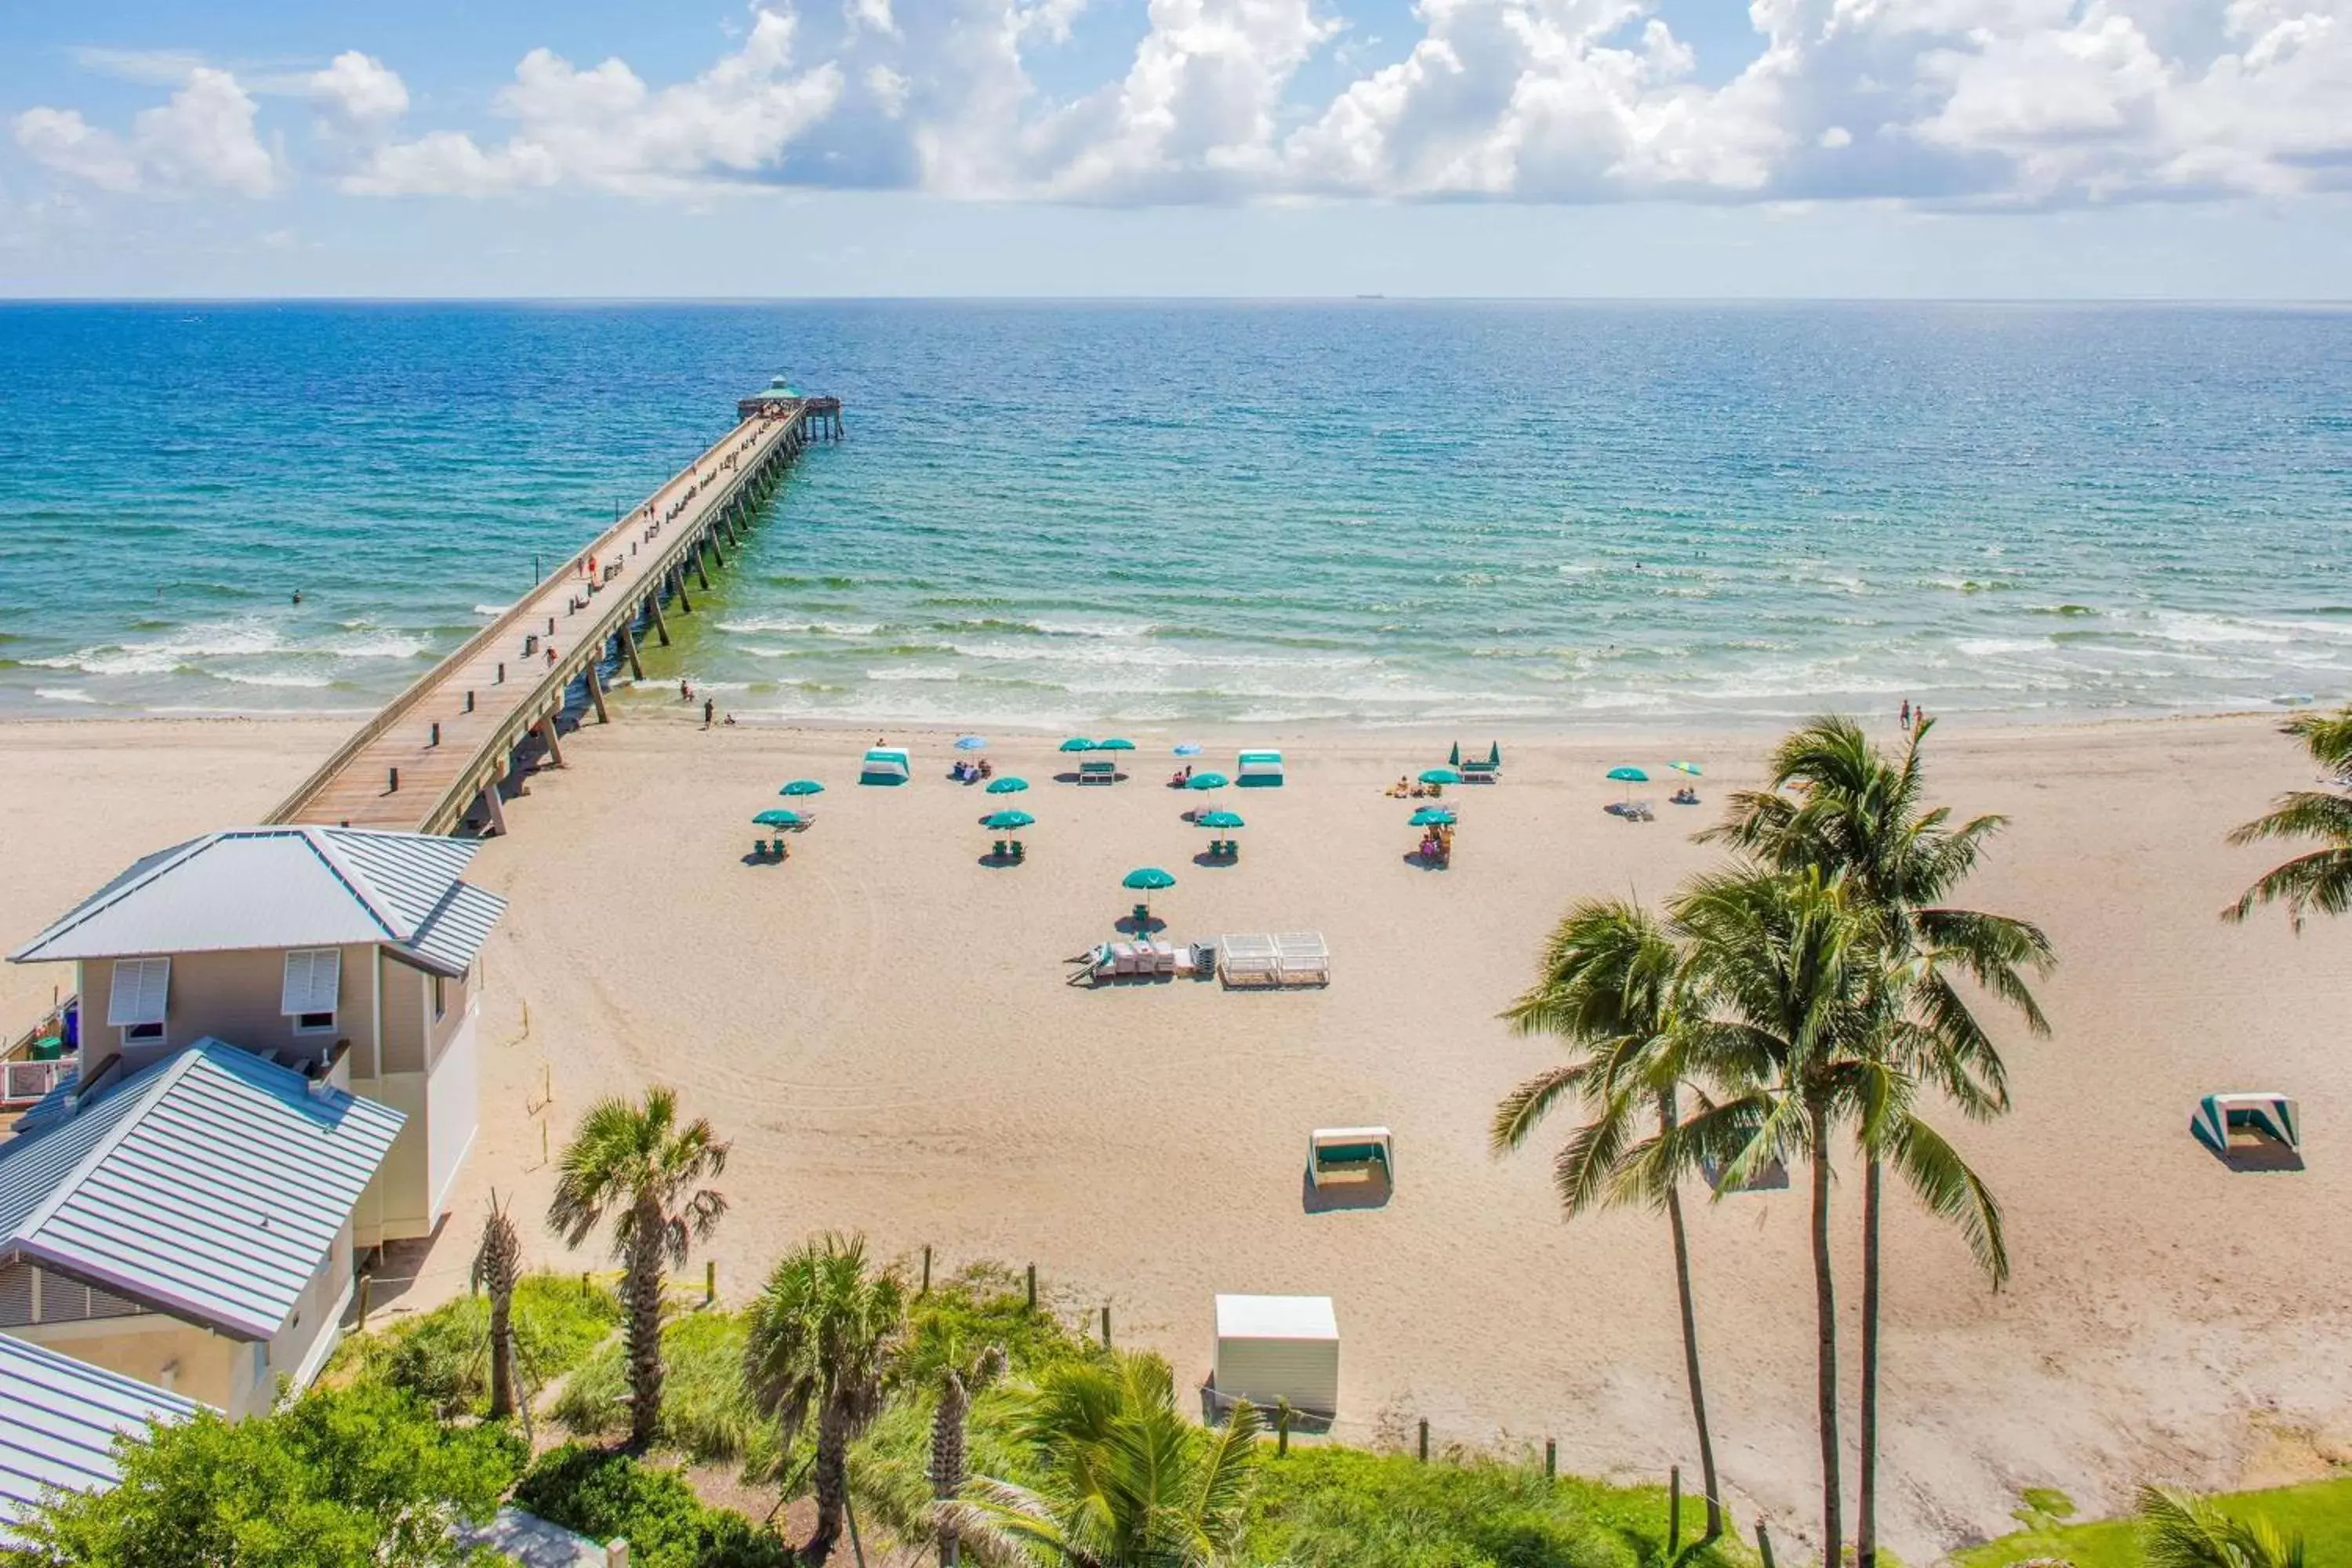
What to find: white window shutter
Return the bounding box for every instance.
[281,949,340,1015]
[107,958,169,1027]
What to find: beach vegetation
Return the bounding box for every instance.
[330,1269,621,1419]
[2225,703,2352,930]
[7,1382,521,1567]
[1495,896,1726,1541]
[512,1443,792,1568]
[1955,1479,2348,1568]
[548,1087,731,1450]
[742,1231,911,1565]
[947,1349,1259,1568]
[1243,1445,1749,1568]
[551,1307,775,1472]
[1705,713,2053,1568]
[471,1194,524,1421]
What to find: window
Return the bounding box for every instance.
[432,973,447,1022]
[281,948,342,1033]
[107,956,169,1046]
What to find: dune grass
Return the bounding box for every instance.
[331,1270,620,1418]
[1954,1477,2352,1568]
[551,1307,777,1472]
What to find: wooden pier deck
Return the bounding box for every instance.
[267,394,842,836]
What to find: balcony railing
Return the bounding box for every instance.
[2,999,76,1112]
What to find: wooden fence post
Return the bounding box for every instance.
[921,1245,932,1295]
[1417,1419,1429,1461]
[1669,1465,1682,1556]
[705,1259,715,1306]
[1756,1521,1776,1568]
[1102,1305,1111,1347]
[1544,1438,1555,1478]
[1025,1263,1036,1312]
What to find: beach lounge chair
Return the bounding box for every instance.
[1080,760,1118,785]
[1218,933,1281,986]
[1010,839,1025,861]
[1110,942,1138,977]
[1131,902,1153,927]
[993,839,1007,859]
[1274,931,1331,986]
[1307,1127,1393,1189]
[1152,941,1178,976]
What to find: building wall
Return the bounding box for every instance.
[12,1314,241,1410]
[84,943,379,1087]
[351,956,479,1247]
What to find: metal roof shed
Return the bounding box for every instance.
[1214,1294,1338,1419]
[0,1332,201,1542]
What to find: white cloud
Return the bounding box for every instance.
[13,67,278,197]
[309,51,411,136]
[344,8,844,195]
[15,0,2352,210]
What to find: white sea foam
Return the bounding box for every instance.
[34,686,97,704]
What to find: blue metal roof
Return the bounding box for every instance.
[0,1331,201,1541]
[9,826,506,978]
[0,1041,403,1341]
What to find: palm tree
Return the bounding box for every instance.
[931,1343,1007,1566]
[743,1233,910,1566]
[2139,1485,2304,1568]
[470,1193,522,1421]
[951,1351,1259,1568]
[2226,704,2352,930]
[547,1089,730,1450]
[1706,714,2051,1568]
[1494,897,1723,1540]
[1653,864,1879,1568]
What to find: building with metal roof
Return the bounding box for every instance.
[0,1040,400,1418]
[10,826,506,978]
[9,826,507,1253]
[0,1331,201,1544]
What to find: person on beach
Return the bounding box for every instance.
[703,698,715,728]
[681,678,692,702]
[1900,698,1911,729]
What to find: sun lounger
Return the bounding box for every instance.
[1274,931,1331,985]
[1152,940,1178,976]
[1218,933,1282,986]
[993,839,1008,858]
[1111,942,1139,977]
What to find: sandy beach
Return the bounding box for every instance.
[2,706,2347,1562]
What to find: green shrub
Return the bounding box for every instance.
[513,1443,789,1568]
[10,1382,523,1566]
[336,1272,620,1417]
[1244,1446,1748,1568]
[899,1261,1103,1382]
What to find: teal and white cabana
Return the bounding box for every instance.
[1307,1126,1392,1189]
[2192,1092,2299,1156]
[1237,749,1285,786]
[859,747,911,784]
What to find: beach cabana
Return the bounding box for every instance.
[1307,1127,1392,1189]
[1238,750,1284,787]
[2192,1092,2300,1156]
[860,747,911,785]
[1213,1294,1338,1421]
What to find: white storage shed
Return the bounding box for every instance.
[1214,1294,1339,1418]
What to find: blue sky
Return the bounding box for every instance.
[3,0,2349,297]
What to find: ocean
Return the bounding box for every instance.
[1,300,2346,728]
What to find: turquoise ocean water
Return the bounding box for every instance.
[1,301,2347,728]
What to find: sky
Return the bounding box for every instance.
[2,0,2349,297]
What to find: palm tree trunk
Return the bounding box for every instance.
[1660,1094,1722,1541]
[931,1373,969,1566]
[1809,1109,1844,1568]
[804,1403,850,1566]
[488,1283,516,1421]
[1858,1156,1882,1568]
[626,1202,666,1450]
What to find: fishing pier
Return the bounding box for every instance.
[267,386,843,837]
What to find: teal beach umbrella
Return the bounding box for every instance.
[780,779,825,796]
[1059,738,1097,753]
[1409,806,1456,826]
[986,776,1029,794]
[1420,768,1461,786]
[753,809,804,827]
[1097,737,1137,752]
[1606,766,1650,782]
[1196,809,1245,829]
[1186,771,1229,790]
[1122,867,1176,891]
[982,809,1036,830]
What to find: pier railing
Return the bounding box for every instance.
[264,416,784,827]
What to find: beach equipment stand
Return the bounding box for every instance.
[2192,1092,2300,1157]
[860,747,911,784]
[1308,1127,1393,1189]
[1212,1294,1338,1423]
